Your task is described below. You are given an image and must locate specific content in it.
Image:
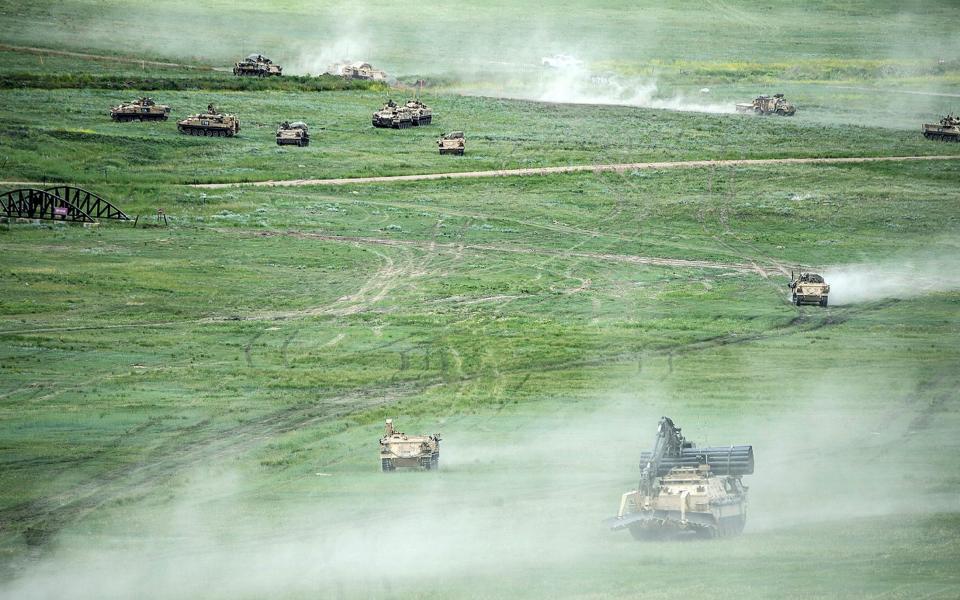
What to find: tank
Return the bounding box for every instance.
[110,97,171,122]
[379,419,440,471]
[606,417,753,540]
[404,99,432,125]
[177,104,241,137]
[736,93,796,116]
[438,131,465,155]
[372,99,414,129]
[233,53,283,77]
[276,121,310,146]
[922,114,960,142]
[332,61,388,81]
[788,271,829,306]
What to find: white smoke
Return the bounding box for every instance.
[825,250,960,305]
[528,62,734,114]
[284,16,376,77]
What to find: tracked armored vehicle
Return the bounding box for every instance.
[110,97,171,121]
[736,93,796,116]
[379,419,440,471]
[276,121,310,146]
[233,54,282,77]
[789,271,830,306]
[404,99,433,125]
[922,114,960,142]
[606,417,753,539]
[372,99,414,129]
[177,104,240,137]
[332,61,388,81]
[438,131,465,155]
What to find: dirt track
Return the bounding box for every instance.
[193,155,960,188]
[0,43,217,70]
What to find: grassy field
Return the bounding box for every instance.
[1,1,960,599]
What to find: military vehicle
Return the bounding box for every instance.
[404,99,433,125]
[331,61,388,81]
[438,131,465,155]
[276,121,310,146]
[233,53,283,77]
[110,97,171,122]
[736,93,796,116]
[177,104,241,137]
[922,114,960,142]
[372,99,415,129]
[606,417,753,540]
[379,419,441,471]
[789,271,830,306]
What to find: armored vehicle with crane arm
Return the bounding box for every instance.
[606,417,753,539]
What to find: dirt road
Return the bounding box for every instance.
[0,43,218,71]
[193,155,960,188]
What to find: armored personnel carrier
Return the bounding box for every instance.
[276,121,310,146]
[789,271,830,306]
[233,53,282,77]
[922,114,960,142]
[332,61,388,81]
[438,131,465,155]
[110,97,171,122]
[372,99,414,129]
[379,419,440,471]
[606,417,753,539]
[404,99,432,125]
[736,93,796,116]
[177,104,240,137]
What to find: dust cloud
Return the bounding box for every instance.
[824,250,960,305]
[3,369,954,599]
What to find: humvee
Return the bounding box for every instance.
[788,271,830,306]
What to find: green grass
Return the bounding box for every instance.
[1,1,960,598]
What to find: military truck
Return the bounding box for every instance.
[332,61,388,81]
[922,114,960,142]
[379,419,440,471]
[233,53,282,77]
[110,97,171,122]
[438,131,465,155]
[276,121,310,146]
[789,271,830,306]
[404,99,433,125]
[372,99,415,129]
[606,417,753,539]
[736,93,796,116]
[177,104,241,137]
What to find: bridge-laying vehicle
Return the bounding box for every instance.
[177,104,240,137]
[736,93,796,116]
[789,271,830,306]
[276,121,310,146]
[438,131,465,155]
[233,53,282,77]
[110,97,171,121]
[379,419,440,471]
[922,114,960,142]
[606,417,753,539]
